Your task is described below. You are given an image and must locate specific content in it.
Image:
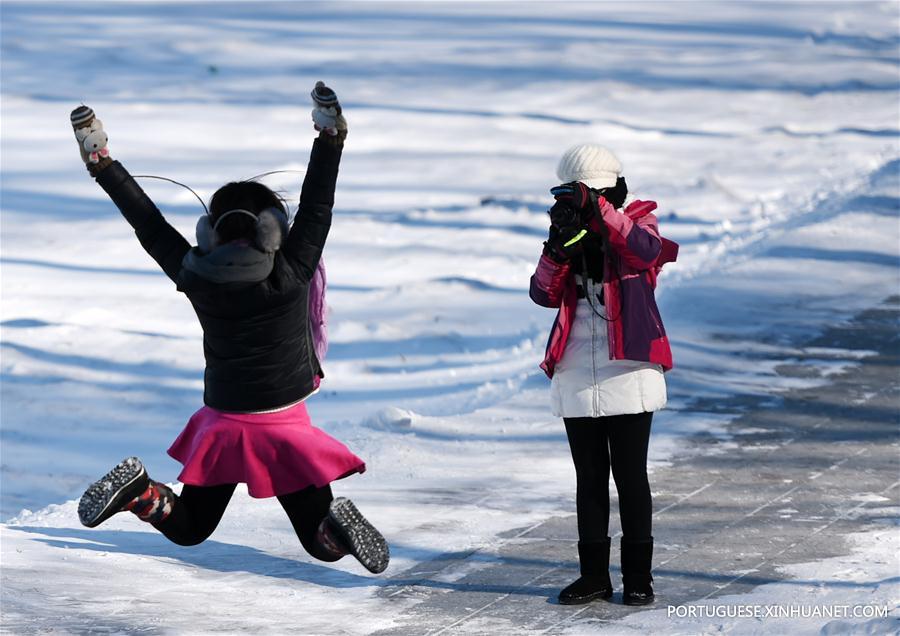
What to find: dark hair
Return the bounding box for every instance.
[595,176,628,209]
[208,181,287,243]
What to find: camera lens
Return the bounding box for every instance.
[550,200,579,229]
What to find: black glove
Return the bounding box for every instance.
[550,182,594,220]
[550,181,612,242]
[543,224,587,262]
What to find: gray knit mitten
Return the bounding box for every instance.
[310,81,347,142]
[71,105,112,175]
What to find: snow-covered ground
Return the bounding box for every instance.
[1,2,898,634]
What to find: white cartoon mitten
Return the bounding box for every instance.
[71,105,112,174]
[310,81,347,140]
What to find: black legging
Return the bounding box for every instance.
[153,483,341,561]
[564,413,653,543]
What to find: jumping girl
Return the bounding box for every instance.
[530,144,677,605]
[73,83,389,574]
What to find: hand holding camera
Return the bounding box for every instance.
[543,181,601,262]
[544,223,587,262]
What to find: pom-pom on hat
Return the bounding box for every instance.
[71,105,95,129]
[557,144,622,189]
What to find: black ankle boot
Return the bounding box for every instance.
[325,497,390,574]
[78,457,149,528]
[558,539,613,605]
[78,457,176,528]
[621,537,655,606]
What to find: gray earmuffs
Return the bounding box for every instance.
[196,207,290,254]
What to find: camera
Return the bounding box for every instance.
[548,181,594,231]
[549,199,582,230]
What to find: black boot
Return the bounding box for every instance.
[558,539,613,605]
[324,497,390,574]
[78,457,150,528]
[621,537,655,606]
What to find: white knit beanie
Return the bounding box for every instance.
[556,144,622,189]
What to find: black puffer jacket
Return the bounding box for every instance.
[96,137,342,412]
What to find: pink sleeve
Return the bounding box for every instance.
[529,253,571,308]
[599,199,662,270]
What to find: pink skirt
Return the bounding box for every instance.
[168,401,365,498]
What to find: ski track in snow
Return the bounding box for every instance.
[1,2,898,634]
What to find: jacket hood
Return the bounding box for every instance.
[180,241,275,287]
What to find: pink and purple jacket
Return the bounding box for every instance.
[529,198,678,378]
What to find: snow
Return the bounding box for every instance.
[1,1,898,634]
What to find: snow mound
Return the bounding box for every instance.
[364,406,417,431]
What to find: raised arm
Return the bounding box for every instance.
[71,106,190,283]
[283,82,347,280]
[594,198,662,271]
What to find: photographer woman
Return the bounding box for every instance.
[529,144,677,606]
